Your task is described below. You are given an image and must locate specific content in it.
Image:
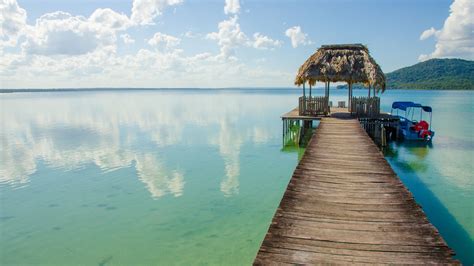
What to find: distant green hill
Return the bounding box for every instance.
[336,58,473,90]
[386,58,474,90]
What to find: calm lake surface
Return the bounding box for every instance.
[1,89,473,265]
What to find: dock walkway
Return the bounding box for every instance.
[255,117,457,264]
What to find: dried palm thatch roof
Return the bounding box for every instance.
[295,44,386,92]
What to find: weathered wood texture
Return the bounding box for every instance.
[350,96,381,118]
[255,118,458,265]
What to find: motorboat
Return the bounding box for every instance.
[391,101,435,141]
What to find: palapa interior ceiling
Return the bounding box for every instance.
[295,44,386,91]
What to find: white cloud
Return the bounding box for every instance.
[206,16,247,59]
[206,1,281,58]
[148,32,180,49]
[419,27,439,40]
[224,0,240,15]
[184,31,194,38]
[0,0,27,47]
[20,10,127,56]
[89,8,131,30]
[252,33,281,50]
[419,0,474,61]
[0,0,293,88]
[131,0,183,25]
[285,26,312,48]
[1,0,181,55]
[121,33,135,44]
[183,30,201,39]
[1,44,292,88]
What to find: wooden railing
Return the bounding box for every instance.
[299,96,329,116]
[350,97,380,117]
[359,117,400,147]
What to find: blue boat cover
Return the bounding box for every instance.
[392,101,432,112]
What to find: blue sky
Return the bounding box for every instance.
[1,0,472,88]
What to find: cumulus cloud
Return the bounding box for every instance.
[206,16,247,59]
[0,0,27,47]
[1,0,180,55]
[21,10,128,56]
[0,0,293,88]
[89,8,130,30]
[120,33,135,44]
[148,32,181,49]
[285,26,312,48]
[252,33,281,50]
[224,0,240,15]
[419,27,439,40]
[206,1,281,59]
[419,0,474,61]
[131,0,183,25]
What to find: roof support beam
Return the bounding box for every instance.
[348,82,352,113]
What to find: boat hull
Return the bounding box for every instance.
[400,128,435,141]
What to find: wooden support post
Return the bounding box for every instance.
[324,81,327,98]
[368,85,371,97]
[381,126,387,147]
[327,81,330,99]
[348,82,352,113]
[351,83,353,111]
[327,81,330,114]
[282,119,285,146]
[302,82,306,115]
[309,83,312,98]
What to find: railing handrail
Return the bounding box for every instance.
[350,96,380,118]
[299,96,330,116]
[299,96,380,117]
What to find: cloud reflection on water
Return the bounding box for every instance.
[213,119,243,197]
[0,92,277,198]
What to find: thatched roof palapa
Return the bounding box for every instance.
[295,44,386,92]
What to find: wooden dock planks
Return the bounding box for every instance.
[254,118,458,265]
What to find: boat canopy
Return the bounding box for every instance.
[392,101,432,112]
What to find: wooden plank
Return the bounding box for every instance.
[254,117,458,264]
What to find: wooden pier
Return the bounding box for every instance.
[255,117,458,264]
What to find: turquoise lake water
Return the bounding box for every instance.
[1,89,473,265]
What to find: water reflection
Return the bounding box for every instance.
[213,119,243,197]
[135,154,185,198]
[384,139,474,264]
[384,141,433,173]
[0,92,278,198]
[385,136,473,190]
